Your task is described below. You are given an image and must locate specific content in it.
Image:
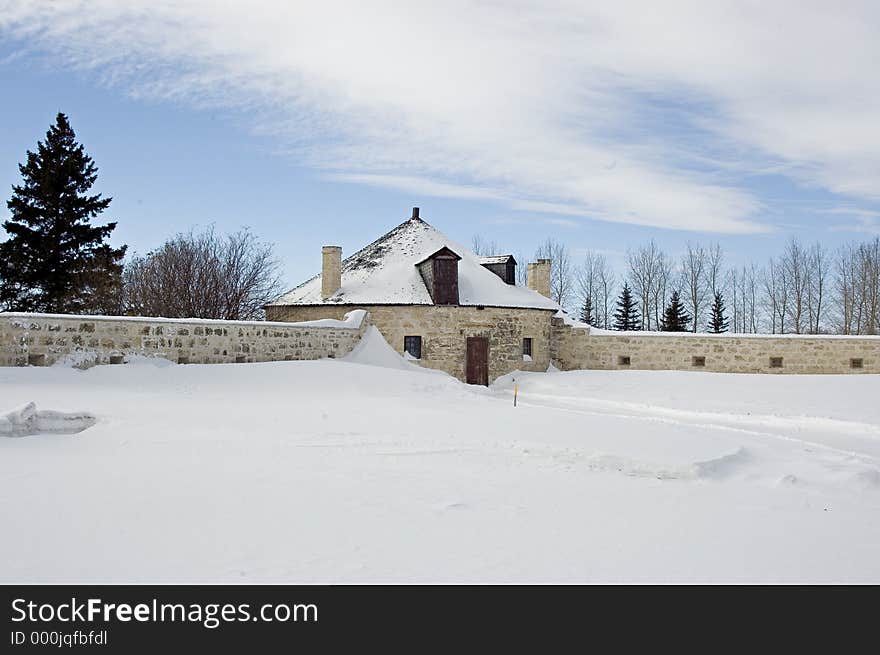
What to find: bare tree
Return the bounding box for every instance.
[597,258,617,329]
[514,251,529,286]
[806,242,829,333]
[535,238,574,309]
[627,241,671,330]
[833,237,880,335]
[763,256,790,333]
[776,238,831,334]
[123,226,283,320]
[576,251,616,328]
[471,234,500,257]
[680,242,708,332]
[705,243,725,297]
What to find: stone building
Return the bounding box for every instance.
[265,208,559,384]
[266,207,879,382]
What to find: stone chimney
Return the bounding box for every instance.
[527,258,551,299]
[321,245,342,299]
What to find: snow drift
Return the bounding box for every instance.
[342,325,430,372]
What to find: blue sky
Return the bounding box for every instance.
[1,2,879,290]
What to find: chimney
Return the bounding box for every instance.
[527,259,551,299]
[411,207,420,220]
[321,245,342,299]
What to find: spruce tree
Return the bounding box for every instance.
[580,296,593,325]
[661,290,691,332]
[0,113,126,313]
[708,291,730,333]
[613,282,640,331]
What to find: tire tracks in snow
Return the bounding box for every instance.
[508,391,880,466]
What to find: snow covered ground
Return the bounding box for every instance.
[2,330,879,583]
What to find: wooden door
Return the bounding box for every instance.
[466,336,489,386]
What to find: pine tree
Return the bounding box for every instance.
[708,291,730,333]
[580,296,593,325]
[0,113,126,313]
[661,290,691,332]
[613,282,640,331]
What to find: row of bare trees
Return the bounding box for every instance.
[475,232,880,335]
[580,237,879,334]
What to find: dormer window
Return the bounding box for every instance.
[416,247,461,305]
[479,255,517,285]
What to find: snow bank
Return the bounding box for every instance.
[0,402,96,437]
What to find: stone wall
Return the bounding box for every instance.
[268,304,555,382]
[0,310,370,368]
[551,316,880,374]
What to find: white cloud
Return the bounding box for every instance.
[2,0,878,233]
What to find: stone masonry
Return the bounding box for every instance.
[268,304,555,383]
[551,316,880,374]
[0,311,370,368]
[526,259,551,298]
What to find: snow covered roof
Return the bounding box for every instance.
[479,255,516,265]
[269,215,558,310]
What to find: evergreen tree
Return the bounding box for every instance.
[613,282,640,331]
[708,291,730,333]
[0,113,126,313]
[661,290,691,332]
[580,296,593,325]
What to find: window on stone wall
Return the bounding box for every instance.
[522,337,532,357]
[851,358,863,369]
[769,356,783,368]
[692,356,706,367]
[618,355,631,366]
[404,335,422,359]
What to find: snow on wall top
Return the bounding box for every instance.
[1,309,368,330]
[269,217,558,310]
[553,310,880,340]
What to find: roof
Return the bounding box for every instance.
[268,215,558,310]
[479,255,516,265]
[416,246,462,266]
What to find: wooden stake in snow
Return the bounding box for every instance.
[513,379,518,407]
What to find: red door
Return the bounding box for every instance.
[466,337,489,386]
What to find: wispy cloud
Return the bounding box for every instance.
[824,206,880,234]
[2,1,878,234]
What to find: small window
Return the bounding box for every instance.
[522,337,533,357]
[404,335,422,359]
[27,353,46,367]
[109,355,125,365]
[692,356,706,367]
[618,355,631,366]
[769,357,783,369]
[851,358,863,369]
